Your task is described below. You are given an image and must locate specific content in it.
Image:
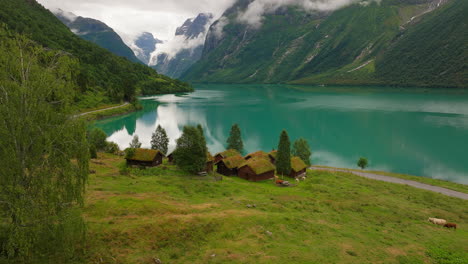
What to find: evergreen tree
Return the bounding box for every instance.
[276,130,291,176]
[129,135,142,149]
[292,138,312,166]
[173,126,207,174]
[0,30,88,260]
[151,125,169,155]
[226,124,244,153]
[197,124,208,152]
[197,124,211,172]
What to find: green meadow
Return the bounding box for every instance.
[313,166,468,194]
[83,153,468,264]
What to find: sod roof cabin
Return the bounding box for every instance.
[289,157,308,178]
[216,155,244,176]
[125,148,164,167]
[238,158,276,181]
[205,152,214,173]
[268,150,278,164]
[167,152,174,163]
[214,149,241,163]
[244,151,270,161]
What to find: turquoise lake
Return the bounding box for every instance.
[94,84,468,184]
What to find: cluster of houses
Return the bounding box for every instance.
[125,148,308,182]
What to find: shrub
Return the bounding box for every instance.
[105,142,120,154]
[88,128,108,151]
[90,145,98,159]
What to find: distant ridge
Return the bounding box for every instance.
[151,13,214,78]
[54,9,143,63]
[182,0,466,88]
[0,0,192,107]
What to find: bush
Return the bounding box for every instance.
[105,142,120,154]
[88,128,108,151]
[124,148,136,159]
[90,145,98,159]
[118,162,130,176]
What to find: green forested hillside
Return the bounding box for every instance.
[182,0,467,88]
[0,0,192,109]
[375,0,467,87]
[56,13,143,64]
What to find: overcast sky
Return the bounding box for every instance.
[36,0,236,41]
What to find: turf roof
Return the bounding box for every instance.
[291,156,308,173]
[215,149,241,159]
[207,152,214,162]
[126,148,161,162]
[239,158,276,175]
[220,155,245,169]
[245,151,269,160]
[269,150,278,160]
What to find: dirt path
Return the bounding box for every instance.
[74,102,129,118]
[310,167,468,200]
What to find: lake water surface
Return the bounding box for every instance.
[94,84,468,184]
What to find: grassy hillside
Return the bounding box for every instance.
[77,153,468,264]
[314,166,468,194]
[0,0,192,109]
[183,0,467,88]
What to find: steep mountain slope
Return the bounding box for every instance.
[56,11,165,66]
[151,13,214,78]
[133,32,163,64]
[0,0,191,108]
[374,0,467,87]
[182,0,466,88]
[54,9,142,63]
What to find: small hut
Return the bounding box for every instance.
[167,152,174,163]
[214,149,241,163]
[238,158,275,181]
[244,151,269,161]
[205,152,214,173]
[268,150,278,164]
[216,155,244,176]
[125,148,164,167]
[289,157,308,178]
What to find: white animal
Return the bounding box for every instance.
[428,217,447,226]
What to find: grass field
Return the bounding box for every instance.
[84,153,468,264]
[313,166,468,194]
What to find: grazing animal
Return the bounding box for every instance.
[276,179,284,185]
[295,178,300,182]
[443,223,457,229]
[428,217,447,226]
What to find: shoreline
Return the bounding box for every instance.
[76,103,140,121]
